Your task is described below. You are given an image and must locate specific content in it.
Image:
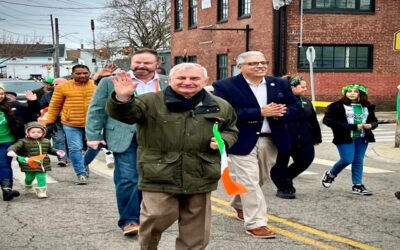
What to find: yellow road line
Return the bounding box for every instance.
[212,205,340,250]
[211,197,381,250]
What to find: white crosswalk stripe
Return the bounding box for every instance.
[321,123,396,143]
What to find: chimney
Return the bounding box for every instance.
[80,43,84,49]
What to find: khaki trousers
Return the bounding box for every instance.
[230,137,277,230]
[139,191,211,250]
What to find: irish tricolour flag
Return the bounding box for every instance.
[17,155,46,168]
[212,123,248,196]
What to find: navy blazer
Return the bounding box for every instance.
[213,74,301,155]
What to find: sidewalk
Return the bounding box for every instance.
[368,143,400,163]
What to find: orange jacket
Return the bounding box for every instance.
[46,79,96,127]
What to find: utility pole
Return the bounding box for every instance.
[91,19,98,72]
[54,18,60,78]
[50,15,56,77]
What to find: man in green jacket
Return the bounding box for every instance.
[107,63,238,249]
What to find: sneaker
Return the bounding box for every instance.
[104,151,115,168]
[123,224,139,236]
[246,226,276,239]
[321,171,335,188]
[352,184,372,196]
[35,188,48,199]
[276,189,296,199]
[25,185,36,194]
[395,191,400,200]
[76,175,88,185]
[233,208,244,221]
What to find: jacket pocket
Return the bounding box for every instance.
[197,152,221,181]
[139,152,181,185]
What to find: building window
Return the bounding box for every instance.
[217,54,228,80]
[189,0,198,28]
[217,0,229,22]
[303,0,374,12]
[238,0,251,18]
[187,56,197,63]
[174,0,183,30]
[298,45,373,71]
[175,56,184,65]
[176,55,197,64]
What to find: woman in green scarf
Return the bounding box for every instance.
[322,83,378,195]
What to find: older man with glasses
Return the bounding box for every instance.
[213,51,301,238]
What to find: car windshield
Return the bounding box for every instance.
[0,80,43,100]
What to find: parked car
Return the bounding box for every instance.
[0,80,43,101]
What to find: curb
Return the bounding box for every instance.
[378,119,397,124]
[366,146,400,164]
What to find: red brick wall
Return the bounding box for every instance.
[171,0,400,109]
[171,0,276,82]
[286,1,400,109]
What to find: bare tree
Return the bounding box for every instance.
[0,32,47,62]
[100,0,170,51]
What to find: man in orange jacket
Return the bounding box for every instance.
[46,64,96,184]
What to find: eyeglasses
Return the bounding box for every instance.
[241,61,269,66]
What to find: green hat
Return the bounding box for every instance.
[290,76,303,86]
[44,77,54,84]
[342,83,368,94]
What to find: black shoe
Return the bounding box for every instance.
[1,180,20,201]
[289,186,296,194]
[2,188,20,201]
[322,171,335,188]
[395,191,400,200]
[352,184,372,196]
[276,189,296,199]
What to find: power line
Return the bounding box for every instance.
[0,0,114,9]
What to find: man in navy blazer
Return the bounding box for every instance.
[213,51,300,239]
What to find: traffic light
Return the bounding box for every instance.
[99,48,104,57]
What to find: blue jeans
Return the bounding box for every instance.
[63,125,88,176]
[330,138,369,184]
[51,123,69,161]
[83,147,99,167]
[0,142,13,182]
[114,137,142,228]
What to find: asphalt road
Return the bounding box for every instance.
[1,125,399,249]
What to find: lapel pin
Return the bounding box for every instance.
[271,83,275,86]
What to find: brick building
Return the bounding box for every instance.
[171,0,400,109]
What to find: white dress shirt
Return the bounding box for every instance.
[245,77,272,133]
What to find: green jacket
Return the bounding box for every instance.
[106,89,238,194]
[86,75,169,152]
[8,138,58,172]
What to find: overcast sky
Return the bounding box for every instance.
[0,0,109,50]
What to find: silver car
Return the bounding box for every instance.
[0,80,43,101]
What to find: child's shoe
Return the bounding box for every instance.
[25,185,36,194]
[36,187,48,199]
